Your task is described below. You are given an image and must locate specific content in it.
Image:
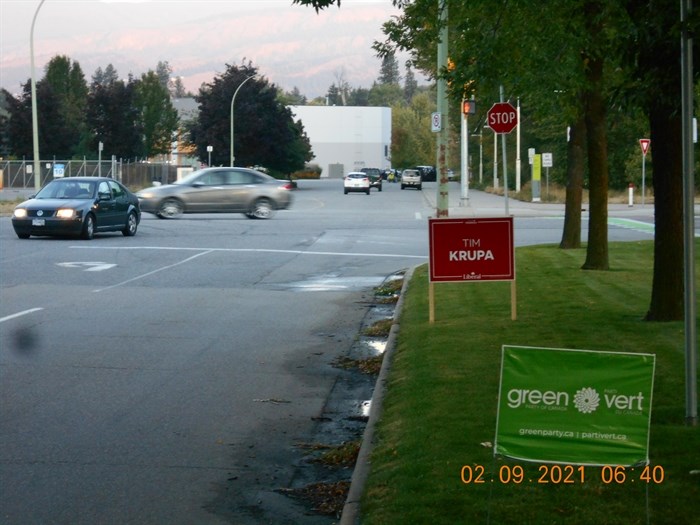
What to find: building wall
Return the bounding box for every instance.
[290,105,391,178]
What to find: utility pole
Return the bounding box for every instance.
[435,0,449,217]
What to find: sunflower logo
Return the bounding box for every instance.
[573,387,600,414]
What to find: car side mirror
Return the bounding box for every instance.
[98,191,111,201]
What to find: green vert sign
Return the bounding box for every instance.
[495,346,656,466]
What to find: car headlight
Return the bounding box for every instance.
[13,208,27,218]
[137,192,154,199]
[56,208,76,219]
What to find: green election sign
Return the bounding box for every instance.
[495,345,655,466]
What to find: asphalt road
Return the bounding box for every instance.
[0,180,661,524]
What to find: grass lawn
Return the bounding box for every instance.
[362,240,700,525]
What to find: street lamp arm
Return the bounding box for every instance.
[230,74,255,167]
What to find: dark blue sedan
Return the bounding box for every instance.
[11,177,141,240]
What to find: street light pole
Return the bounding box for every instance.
[230,75,255,167]
[30,0,46,191]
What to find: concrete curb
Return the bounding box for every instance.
[339,266,416,525]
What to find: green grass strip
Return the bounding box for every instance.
[362,240,700,525]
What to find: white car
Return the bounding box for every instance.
[400,169,422,190]
[344,172,371,195]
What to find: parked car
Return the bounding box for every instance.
[11,177,140,240]
[136,167,293,219]
[414,165,437,182]
[360,167,383,191]
[344,172,371,195]
[400,169,422,190]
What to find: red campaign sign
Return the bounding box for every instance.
[429,217,515,282]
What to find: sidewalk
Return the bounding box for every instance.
[422,185,661,219]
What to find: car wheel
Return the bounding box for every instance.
[378,185,382,192]
[157,198,183,219]
[122,211,138,236]
[249,198,274,219]
[418,185,422,190]
[366,188,370,195]
[344,189,348,194]
[17,233,30,239]
[401,184,405,189]
[81,213,95,240]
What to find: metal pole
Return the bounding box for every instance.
[681,0,697,426]
[500,85,509,216]
[230,75,255,167]
[30,0,46,191]
[435,0,449,217]
[515,98,521,192]
[460,102,468,205]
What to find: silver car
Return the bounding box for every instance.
[137,167,293,219]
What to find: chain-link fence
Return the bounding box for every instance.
[0,159,193,191]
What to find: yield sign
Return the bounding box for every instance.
[639,139,651,156]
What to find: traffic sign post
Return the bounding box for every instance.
[639,139,650,206]
[487,102,518,134]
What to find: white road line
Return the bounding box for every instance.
[0,308,44,324]
[92,250,215,293]
[71,245,427,259]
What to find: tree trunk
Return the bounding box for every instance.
[581,54,609,270]
[644,108,685,321]
[560,115,586,249]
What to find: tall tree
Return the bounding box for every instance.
[135,71,180,157]
[39,55,89,158]
[378,51,401,85]
[87,68,142,159]
[189,63,312,174]
[623,0,697,320]
[404,63,418,103]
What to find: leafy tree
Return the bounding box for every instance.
[87,68,143,159]
[135,71,180,157]
[391,91,435,167]
[347,87,370,106]
[172,77,188,98]
[278,87,307,106]
[155,60,173,94]
[39,55,90,158]
[189,63,312,174]
[368,82,404,107]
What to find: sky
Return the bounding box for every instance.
[0,0,424,100]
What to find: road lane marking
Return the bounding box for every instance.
[71,245,428,259]
[57,262,117,271]
[0,308,44,324]
[91,250,215,293]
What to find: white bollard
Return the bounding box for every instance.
[628,183,634,207]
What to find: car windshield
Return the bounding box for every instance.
[35,180,95,199]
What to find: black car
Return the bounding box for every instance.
[360,167,383,191]
[11,177,141,240]
[414,165,437,182]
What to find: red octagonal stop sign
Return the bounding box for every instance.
[487,102,518,134]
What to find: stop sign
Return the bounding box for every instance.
[487,102,518,134]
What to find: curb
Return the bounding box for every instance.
[339,266,416,525]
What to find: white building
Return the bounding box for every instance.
[289,106,391,178]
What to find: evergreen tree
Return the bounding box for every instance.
[378,51,401,85]
[136,71,180,157]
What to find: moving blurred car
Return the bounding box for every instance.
[344,172,371,195]
[11,177,140,240]
[400,169,422,190]
[137,167,293,219]
[360,167,383,191]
